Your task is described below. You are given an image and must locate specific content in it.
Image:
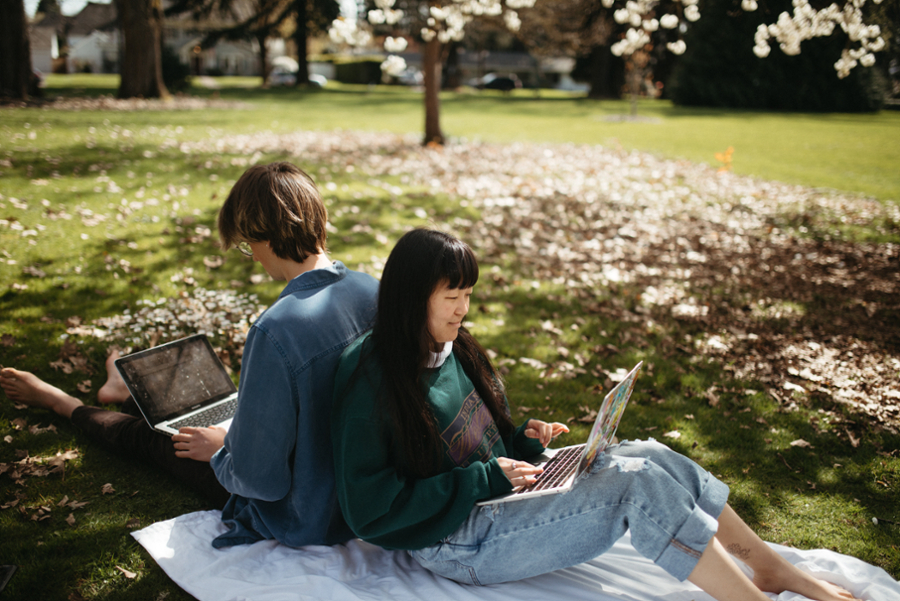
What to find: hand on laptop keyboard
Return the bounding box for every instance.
[172,426,227,462]
[498,456,543,490]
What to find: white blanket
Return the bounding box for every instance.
[133,510,899,601]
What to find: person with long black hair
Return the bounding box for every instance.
[331,228,859,601]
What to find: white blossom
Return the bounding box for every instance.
[744,0,885,77]
[384,9,403,24]
[381,55,407,77]
[384,36,408,53]
[504,10,522,32]
[684,5,701,21]
[753,43,772,57]
[667,40,687,55]
[660,14,679,28]
[505,0,537,8]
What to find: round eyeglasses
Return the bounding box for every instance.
[237,241,253,257]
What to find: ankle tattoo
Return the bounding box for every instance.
[726,543,752,561]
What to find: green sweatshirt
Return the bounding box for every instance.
[331,333,545,551]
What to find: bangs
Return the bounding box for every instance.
[440,239,479,290]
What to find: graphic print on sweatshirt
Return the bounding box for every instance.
[440,388,499,467]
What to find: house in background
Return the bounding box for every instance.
[28,0,282,78]
[67,2,119,73]
[29,9,69,74]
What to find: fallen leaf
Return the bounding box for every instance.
[57,495,69,507]
[203,255,224,269]
[76,380,92,393]
[66,513,76,526]
[101,483,116,495]
[3,436,12,443]
[49,359,74,374]
[0,334,14,347]
[126,517,141,528]
[663,430,681,439]
[23,265,47,278]
[115,566,137,579]
[790,439,812,448]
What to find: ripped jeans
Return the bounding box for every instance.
[409,439,729,585]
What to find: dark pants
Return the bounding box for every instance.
[71,400,231,507]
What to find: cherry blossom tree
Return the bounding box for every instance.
[746,0,886,79]
[332,0,888,141]
[330,0,537,145]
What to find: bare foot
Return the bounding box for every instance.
[0,367,83,419]
[97,349,131,404]
[753,561,862,601]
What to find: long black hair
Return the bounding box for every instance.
[369,228,514,478]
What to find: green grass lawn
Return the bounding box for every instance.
[40,74,900,202]
[1,75,898,599]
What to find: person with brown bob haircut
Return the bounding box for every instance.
[1,162,379,549]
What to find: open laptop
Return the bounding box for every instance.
[477,361,642,505]
[114,334,239,436]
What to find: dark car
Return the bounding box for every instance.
[481,73,522,92]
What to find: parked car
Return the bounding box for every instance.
[396,68,423,86]
[471,72,522,92]
[267,68,327,88]
[268,66,296,87]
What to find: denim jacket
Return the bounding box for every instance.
[210,261,378,549]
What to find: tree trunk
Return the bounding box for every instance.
[423,37,444,145]
[115,0,170,99]
[0,0,33,100]
[587,44,614,99]
[257,32,269,87]
[293,0,309,85]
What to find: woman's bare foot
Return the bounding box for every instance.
[97,349,131,404]
[0,367,83,419]
[753,560,862,601]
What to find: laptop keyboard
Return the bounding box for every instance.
[167,396,238,430]
[514,444,585,495]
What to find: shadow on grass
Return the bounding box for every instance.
[472,267,898,572]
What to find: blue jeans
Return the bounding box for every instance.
[409,439,729,585]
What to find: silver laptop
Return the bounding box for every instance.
[478,361,642,505]
[114,334,238,436]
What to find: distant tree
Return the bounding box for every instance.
[115,0,171,99]
[36,0,62,16]
[515,0,621,98]
[0,0,33,100]
[330,0,536,145]
[167,0,339,86]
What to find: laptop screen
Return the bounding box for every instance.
[116,335,237,423]
[577,361,642,474]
